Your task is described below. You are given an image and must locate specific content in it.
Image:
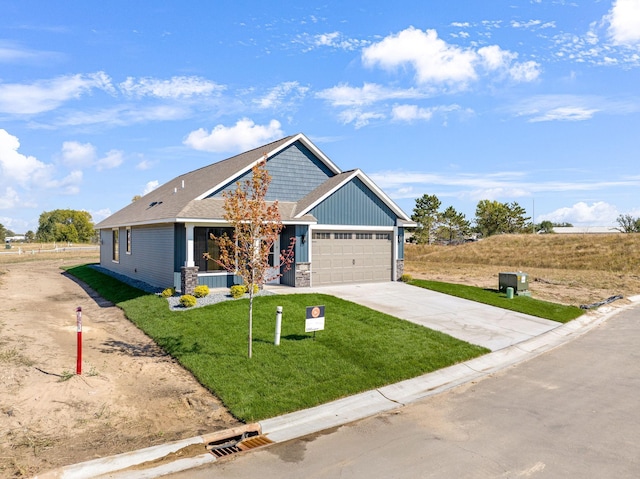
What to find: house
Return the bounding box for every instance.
[95,133,415,293]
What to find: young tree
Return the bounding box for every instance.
[0,223,6,243]
[505,202,531,234]
[437,206,470,243]
[474,200,531,237]
[616,214,640,233]
[474,200,508,237]
[411,194,441,244]
[204,159,295,359]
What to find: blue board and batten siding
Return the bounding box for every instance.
[100,224,175,289]
[209,142,334,202]
[309,177,396,226]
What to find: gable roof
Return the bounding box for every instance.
[95,133,412,229]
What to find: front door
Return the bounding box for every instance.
[265,236,281,284]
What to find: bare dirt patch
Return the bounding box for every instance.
[0,259,239,478]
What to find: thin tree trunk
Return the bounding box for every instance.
[248,291,253,359]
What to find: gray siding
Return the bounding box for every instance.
[310,178,396,226]
[99,224,174,289]
[174,223,186,271]
[210,141,334,202]
[197,274,242,288]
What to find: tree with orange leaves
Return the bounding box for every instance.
[204,158,295,358]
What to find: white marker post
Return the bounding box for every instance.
[274,306,283,346]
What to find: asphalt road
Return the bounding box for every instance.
[171,304,640,478]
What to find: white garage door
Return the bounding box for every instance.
[312,231,392,285]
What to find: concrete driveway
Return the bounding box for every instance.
[271,281,559,351]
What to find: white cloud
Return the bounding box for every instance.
[513,95,601,122]
[529,106,598,122]
[338,109,385,129]
[143,180,160,195]
[0,128,52,186]
[0,72,114,115]
[606,0,640,45]
[119,76,224,98]
[61,141,97,168]
[362,27,478,86]
[136,159,153,170]
[391,104,434,122]
[362,27,540,88]
[183,118,283,153]
[254,81,309,109]
[96,150,124,170]
[89,208,112,224]
[478,45,517,70]
[60,141,122,170]
[45,170,83,195]
[0,187,20,209]
[58,104,190,127]
[538,201,620,226]
[316,83,428,107]
[509,61,542,82]
[295,31,370,52]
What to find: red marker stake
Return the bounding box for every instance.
[76,307,82,375]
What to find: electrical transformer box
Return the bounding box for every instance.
[499,272,530,294]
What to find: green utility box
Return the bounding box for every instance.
[499,272,530,296]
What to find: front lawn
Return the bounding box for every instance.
[66,265,488,422]
[408,279,584,323]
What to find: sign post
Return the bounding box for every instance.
[305,305,325,340]
[76,306,82,375]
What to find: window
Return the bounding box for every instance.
[334,233,352,240]
[376,233,390,240]
[126,227,132,254]
[312,232,331,240]
[112,229,119,262]
[355,233,372,240]
[194,227,234,272]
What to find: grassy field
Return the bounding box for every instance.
[0,242,99,265]
[405,234,640,307]
[65,264,489,422]
[408,279,584,323]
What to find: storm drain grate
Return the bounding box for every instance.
[207,430,273,458]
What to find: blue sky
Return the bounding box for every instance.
[2,0,640,233]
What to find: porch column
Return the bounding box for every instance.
[185,223,195,267]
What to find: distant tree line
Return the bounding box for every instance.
[35,209,96,243]
[410,194,576,244]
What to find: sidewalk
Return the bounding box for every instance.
[34,293,639,479]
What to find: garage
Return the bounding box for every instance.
[311,231,392,285]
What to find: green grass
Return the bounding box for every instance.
[408,279,584,323]
[65,264,488,422]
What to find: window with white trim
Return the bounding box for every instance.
[112,228,119,262]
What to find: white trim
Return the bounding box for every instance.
[193,133,342,202]
[312,225,394,232]
[185,223,195,267]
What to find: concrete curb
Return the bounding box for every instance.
[34,302,634,479]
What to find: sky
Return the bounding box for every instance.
[1,0,640,233]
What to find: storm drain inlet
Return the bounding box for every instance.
[207,430,273,458]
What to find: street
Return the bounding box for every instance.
[170,304,640,478]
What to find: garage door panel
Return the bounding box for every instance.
[312,231,392,286]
